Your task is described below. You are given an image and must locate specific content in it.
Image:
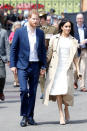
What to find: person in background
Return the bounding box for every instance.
[61,12,65,19]
[74,13,87,92]
[3,9,9,29]
[18,13,24,22]
[0,23,10,101]
[46,15,51,25]
[10,9,46,127]
[44,19,80,125]
[6,8,18,35]
[21,10,29,27]
[52,15,59,29]
[49,8,55,25]
[9,21,21,87]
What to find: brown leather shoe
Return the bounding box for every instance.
[80,88,87,92]
[74,83,78,89]
[0,93,5,101]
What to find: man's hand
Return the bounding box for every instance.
[11,67,17,74]
[80,39,87,45]
[40,69,46,77]
[7,61,10,66]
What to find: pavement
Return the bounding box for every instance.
[0,65,87,131]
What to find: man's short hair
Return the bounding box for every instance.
[76,13,84,19]
[28,9,39,18]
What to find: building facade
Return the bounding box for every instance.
[0,0,81,14]
[81,0,87,11]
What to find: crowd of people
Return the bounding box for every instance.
[0,8,87,127]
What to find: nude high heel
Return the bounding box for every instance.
[60,116,66,125]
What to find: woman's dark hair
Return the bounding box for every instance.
[58,18,74,36]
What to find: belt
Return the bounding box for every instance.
[29,61,39,64]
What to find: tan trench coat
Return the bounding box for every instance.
[43,34,78,106]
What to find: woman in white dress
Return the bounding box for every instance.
[43,19,80,125]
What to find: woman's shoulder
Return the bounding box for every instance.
[69,35,79,47]
[50,33,60,40]
[69,35,78,41]
[53,33,60,38]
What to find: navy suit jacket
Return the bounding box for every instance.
[10,26,46,69]
[74,24,87,43]
[74,24,87,56]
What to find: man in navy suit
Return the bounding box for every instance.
[10,9,46,127]
[74,13,87,92]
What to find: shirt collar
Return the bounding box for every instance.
[77,24,84,28]
[27,24,36,34]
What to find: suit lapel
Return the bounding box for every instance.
[23,27,30,50]
[76,26,80,42]
[83,25,87,38]
[36,28,39,49]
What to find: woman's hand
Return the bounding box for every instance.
[11,67,17,75]
[40,69,46,77]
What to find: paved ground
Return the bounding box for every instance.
[0,65,87,131]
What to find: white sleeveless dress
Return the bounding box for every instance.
[50,36,72,95]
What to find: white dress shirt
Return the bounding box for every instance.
[77,24,84,43]
[27,25,39,62]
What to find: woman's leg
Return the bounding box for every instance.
[64,105,70,122]
[56,95,65,125]
[13,73,19,86]
[39,75,45,99]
